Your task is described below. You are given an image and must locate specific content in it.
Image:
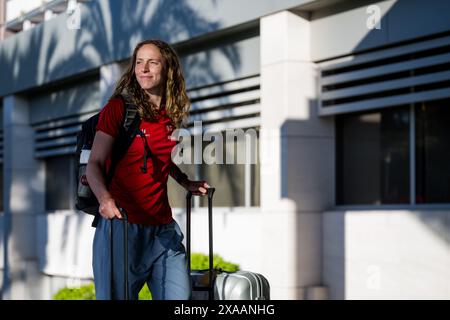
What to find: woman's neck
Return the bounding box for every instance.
[145,90,163,109]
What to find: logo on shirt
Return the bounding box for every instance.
[166,124,175,140]
[166,124,174,133]
[141,129,151,137]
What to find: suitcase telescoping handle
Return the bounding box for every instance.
[186,187,215,299]
[119,208,129,300]
[110,208,129,300]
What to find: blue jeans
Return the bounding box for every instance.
[92,217,191,300]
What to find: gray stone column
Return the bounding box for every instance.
[260,11,334,299]
[2,95,45,299]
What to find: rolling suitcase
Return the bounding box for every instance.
[186,188,270,300]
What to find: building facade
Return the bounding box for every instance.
[0,0,449,299]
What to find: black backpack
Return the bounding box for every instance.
[75,95,142,223]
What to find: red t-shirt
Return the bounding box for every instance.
[96,98,183,225]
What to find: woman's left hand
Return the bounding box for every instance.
[183,180,211,195]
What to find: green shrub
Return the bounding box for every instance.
[53,283,96,300]
[52,282,151,300]
[53,253,239,300]
[191,253,240,272]
[138,283,152,300]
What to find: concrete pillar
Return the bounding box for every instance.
[0,0,6,41]
[260,11,334,299]
[2,95,45,299]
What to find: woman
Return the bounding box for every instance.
[86,39,209,300]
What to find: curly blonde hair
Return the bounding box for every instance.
[111,39,190,128]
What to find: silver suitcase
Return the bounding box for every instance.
[191,270,270,300]
[186,189,270,300]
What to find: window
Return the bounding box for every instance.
[337,98,450,206]
[337,107,410,205]
[168,128,260,208]
[199,133,245,207]
[0,163,3,212]
[416,99,450,203]
[45,155,76,211]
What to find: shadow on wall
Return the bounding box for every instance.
[2,0,246,298]
[99,0,240,86]
[276,97,334,299]
[354,0,450,291]
[315,0,450,299]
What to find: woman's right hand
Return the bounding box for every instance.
[98,197,123,220]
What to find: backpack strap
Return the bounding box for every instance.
[123,103,139,132]
[121,98,154,174]
[107,96,142,184]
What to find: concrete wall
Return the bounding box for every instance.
[310,0,450,61]
[2,0,450,300]
[259,10,333,299]
[0,0,312,97]
[323,210,450,299]
[315,0,450,300]
[35,207,276,299]
[2,95,45,299]
[29,74,100,124]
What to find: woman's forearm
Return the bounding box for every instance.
[169,161,189,186]
[86,161,113,204]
